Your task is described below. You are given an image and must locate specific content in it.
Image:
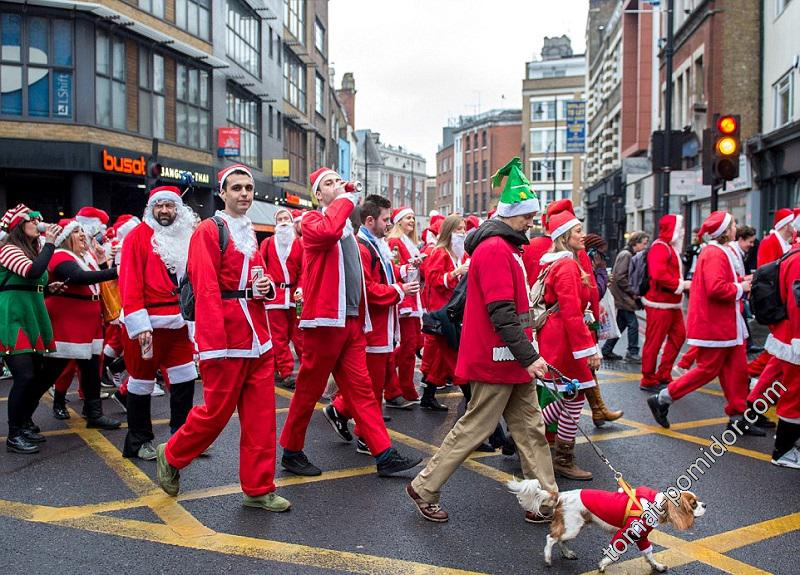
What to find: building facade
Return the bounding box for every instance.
[378,142,426,217]
[522,36,586,213]
[434,141,454,216]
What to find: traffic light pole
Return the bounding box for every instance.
[659,0,675,223]
[710,180,724,212]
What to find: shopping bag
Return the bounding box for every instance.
[597,289,621,341]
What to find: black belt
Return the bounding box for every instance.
[145,301,180,308]
[221,288,254,300]
[55,292,100,302]
[277,282,293,289]
[0,284,44,293]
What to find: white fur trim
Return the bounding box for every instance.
[765,333,800,365]
[539,250,573,265]
[115,218,140,240]
[127,377,156,395]
[709,213,732,238]
[103,344,118,358]
[311,169,338,197]
[734,283,743,300]
[147,190,183,207]
[121,308,153,338]
[671,215,684,243]
[687,337,740,348]
[573,345,600,360]
[54,221,81,246]
[166,361,198,384]
[218,165,254,192]
[393,208,414,224]
[550,218,580,241]
[496,197,541,218]
[50,339,103,360]
[775,213,794,231]
[198,340,272,361]
[642,298,683,309]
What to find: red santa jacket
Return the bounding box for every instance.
[522,235,552,286]
[259,235,303,310]
[387,235,423,317]
[456,235,534,384]
[358,235,403,353]
[46,249,103,358]
[580,486,660,552]
[764,249,800,364]
[298,193,371,331]
[642,240,684,309]
[757,231,791,267]
[422,245,467,312]
[188,215,272,360]
[686,241,746,347]
[119,222,186,338]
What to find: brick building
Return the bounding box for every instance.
[434,140,454,215]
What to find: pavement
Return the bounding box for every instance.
[1,336,799,574]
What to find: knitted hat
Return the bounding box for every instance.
[583,233,607,253]
[774,208,794,231]
[147,186,183,208]
[1,204,35,233]
[112,214,141,240]
[392,206,414,224]
[490,157,540,217]
[699,211,732,239]
[309,167,340,196]
[55,218,81,247]
[217,164,254,193]
[548,211,581,241]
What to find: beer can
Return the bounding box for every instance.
[251,266,264,298]
[406,266,419,284]
[141,338,153,360]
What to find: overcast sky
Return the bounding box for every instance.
[328,0,590,173]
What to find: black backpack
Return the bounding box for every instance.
[628,248,650,297]
[421,272,466,350]
[750,248,800,326]
[173,216,229,321]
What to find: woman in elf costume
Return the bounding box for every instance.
[0,205,61,454]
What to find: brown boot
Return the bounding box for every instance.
[553,439,593,481]
[585,385,623,427]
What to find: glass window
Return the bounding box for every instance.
[226,0,260,77]
[285,122,306,184]
[465,163,470,182]
[560,159,573,182]
[314,18,325,55]
[138,0,165,18]
[315,73,324,115]
[139,49,165,139]
[482,130,487,147]
[226,85,260,167]
[284,0,305,44]
[481,159,487,180]
[268,104,273,137]
[95,30,125,129]
[283,47,306,112]
[774,71,794,129]
[530,160,543,182]
[175,0,210,41]
[176,63,210,149]
[472,161,477,182]
[530,128,566,153]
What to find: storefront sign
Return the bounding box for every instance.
[565,100,586,154]
[101,148,146,176]
[159,164,211,185]
[272,158,290,181]
[284,193,314,208]
[217,127,241,157]
[53,72,72,118]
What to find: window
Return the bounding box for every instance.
[774,71,794,129]
[315,73,324,115]
[530,128,566,153]
[465,194,471,213]
[268,26,274,59]
[464,135,469,151]
[777,0,794,17]
[1,14,74,119]
[530,161,544,182]
[482,131,487,147]
[137,0,164,18]
[465,163,470,182]
[481,159,487,180]
[138,48,164,139]
[284,0,305,44]
[95,29,126,129]
[316,135,325,168]
[473,161,478,182]
[226,0,260,77]
[226,86,260,167]
[473,133,478,149]
[283,48,305,112]
[285,122,306,184]
[175,0,210,41]
[268,104,273,137]
[530,98,568,121]
[176,63,210,149]
[314,18,325,55]
[276,111,282,140]
[560,159,573,182]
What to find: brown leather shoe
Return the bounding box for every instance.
[406,483,449,522]
[524,511,552,523]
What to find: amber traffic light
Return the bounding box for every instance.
[703,114,740,184]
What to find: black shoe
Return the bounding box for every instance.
[602,351,623,360]
[281,452,322,476]
[6,432,39,454]
[355,438,371,455]
[21,428,46,444]
[474,442,496,453]
[376,449,423,477]
[323,405,352,442]
[727,418,767,437]
[84,398,122,430]
[647,395,670,428]
[747,401,776,428]
[25,420,41,434]
[502,435,517,456]
[53,402,70,420]
[112,390,127,413]
[278,374,296,390]
[382,414,392,422]
[420,398,448,411]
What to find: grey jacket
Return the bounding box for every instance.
[609,248,637,311]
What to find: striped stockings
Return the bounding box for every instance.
[542,395,585,442]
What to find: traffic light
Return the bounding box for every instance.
[703,114,740,185]
[145,156,161,190]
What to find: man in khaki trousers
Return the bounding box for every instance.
[406,159,557,523]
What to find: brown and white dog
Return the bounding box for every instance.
[507,479,706,572]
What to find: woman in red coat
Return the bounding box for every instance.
[538,212,602,481]
[419,214,468,411]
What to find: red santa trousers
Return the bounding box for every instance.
[121,326,196,394]
[677,345,698,369]
[280,317,391,455]
[386,316,421,401]
[666,344,749,416]
[103,323,124,358]
[776,360,800,421]
[748,350,771,377]
[53,360,81,395]
[165,353,277,496]
[641,308,686,388]
[748,355,784,404]
[421,333,465,387]
[268,308,299,379]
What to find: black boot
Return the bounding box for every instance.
[6,426,39,454]
[772,420,800,463]
[85,398,121,430]
[169,381,195,434]
[52,390,70,420]
[21,421,45,443]
[747,401,776,428]
[420,384,447,412]
[123,393,154,458]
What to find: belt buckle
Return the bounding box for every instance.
[37,284,44,293]
[92,294,100,302]
[246,288,254,300]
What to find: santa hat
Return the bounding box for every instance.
[430,214,445,236]
[543,199,575,228]
[491,157,540,217]
[774,208,794,231]
[147,186,183,208]
[429,209,440,218]
[217,164,254,193]
[274,206,293,225]
[465,215,480,231]
[487,208,497,220]
[113,214,140,240]
[548,211,581,241]
[658,214,684,243]
[699,211,732,240]
[309,166,340,196]
[0,204,37,234]
[55,218,81,247]
[75,207,109,231]
[291,209,305,222]
[422,228,436,246]
[392,206,414,225]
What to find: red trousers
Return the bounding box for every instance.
[165,353,277,496]
[385,316,421,401]
[641,308,686,387]
[667,345,749,416]
[280,317,391,455]
[104,323,124,358]
[267,308,302,379]
[776,360,800,420]
[53,360,81,395]
[748,350,771,377]
[121,325,196,395]
[332,352,391,449]
[421,333,464,387]
[677,345,698,369]
[748,355,784,404]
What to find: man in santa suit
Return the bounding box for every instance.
[640,214,691,391]
[259,207,303,389]
[118,187,198,460]
[648,211,764,435]
[324,195,420,453]
[279,167,423,478]
[156,165,290,512]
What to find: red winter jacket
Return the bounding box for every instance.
[757,232,790,267]
[358,237,403,353]
[259,235,303,310]
[387,235,423,317]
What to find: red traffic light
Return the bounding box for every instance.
[717,115,738,135]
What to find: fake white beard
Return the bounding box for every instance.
[216,210,257,260]
[145,204,195,277]
[275,223,295,260]
[451,233,466,260]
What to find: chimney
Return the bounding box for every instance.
[336,72,357,129]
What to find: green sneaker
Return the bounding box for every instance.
[242,492,292,513]
[137,441,157,461]
[156,443,180,496]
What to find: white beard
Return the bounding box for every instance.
[216,210,257,260]
[144,204,195,279]
[275,223,295,260]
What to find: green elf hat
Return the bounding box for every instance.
[491,157,540,217]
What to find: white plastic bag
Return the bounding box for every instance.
[597,290,621,341]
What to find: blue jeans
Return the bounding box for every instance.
[601,309,639,356]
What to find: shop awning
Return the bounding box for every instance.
[248,199,278,233]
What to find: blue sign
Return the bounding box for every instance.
[565,100,586,154]
[218,148,240,157]
[53,72,72,118]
